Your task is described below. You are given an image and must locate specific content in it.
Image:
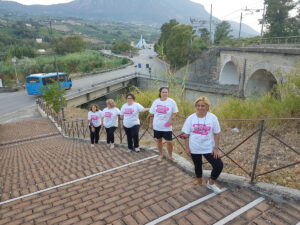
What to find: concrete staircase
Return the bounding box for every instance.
[0,118,299,225]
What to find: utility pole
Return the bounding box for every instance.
[209,4,213,46]
[238,12,243,40]
[49,19,65,120]
[260,2,266,45]
[243,3,266,45]
[11,57,20,87]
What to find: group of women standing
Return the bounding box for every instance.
[88,87,223,193]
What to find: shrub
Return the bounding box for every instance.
[40,80,66,113]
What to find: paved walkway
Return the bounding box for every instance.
[0,118,299,225]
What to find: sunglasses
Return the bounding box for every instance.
[127,97,133,99]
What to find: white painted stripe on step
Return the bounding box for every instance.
[146,188,227,225]
[213,197,265,225]
[0,155,158,206]
[296,222,300,225]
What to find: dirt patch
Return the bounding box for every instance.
[52,24,70,32]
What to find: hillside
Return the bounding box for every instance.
[0,0,259,37]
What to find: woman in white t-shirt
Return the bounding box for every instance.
[149,87,178,162]
[120,93,149,152]
[101,99,120,150]
[88,104,102,147]
[181,96,223,194]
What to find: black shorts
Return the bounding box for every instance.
[154,130,173,141]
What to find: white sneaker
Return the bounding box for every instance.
[126,149,133,152]
[110,144,115,149]
[207,181,222,194]
[135,147,140,152]
[91,144,94,147]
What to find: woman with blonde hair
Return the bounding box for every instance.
[102,99,120,149]
[88,104,102,147]
[181,96,223,193]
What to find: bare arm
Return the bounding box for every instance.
[89,119,95,132]
[120,115,124,128]
[212,133,220,159]
[184,134,191,157]
[141,108,149,112]
[149,114,154,129]
[168,112,177,125]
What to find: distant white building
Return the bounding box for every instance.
[37,49,46,54]
[36,38,43,43]
[136,35,148,49]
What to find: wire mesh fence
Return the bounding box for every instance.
[38,99,300,187]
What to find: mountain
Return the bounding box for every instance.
[0,0,259,37]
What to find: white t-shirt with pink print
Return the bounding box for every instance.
[120,102,144,128]
[102,107,120,128]
[182,112,221,154]
[88,111,102,127]
[150,98,179,132]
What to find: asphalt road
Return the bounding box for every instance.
[0,49,168,124]
[0,90,40,124]
[67,48,168,95]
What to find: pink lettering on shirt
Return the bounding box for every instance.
[192,124,211,135]
[91,115,98,120]
[105,112,112,118]
[124,108,134,115]
[156,105,169,114]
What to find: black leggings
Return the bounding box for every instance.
[89,126,101,144]
[191,153,223,180]
[105,127,117,144]
[124,125,140,150]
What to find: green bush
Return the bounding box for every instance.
[40,80,66,113]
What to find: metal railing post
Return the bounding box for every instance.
[250,120,265,183]
[119,127,123,144]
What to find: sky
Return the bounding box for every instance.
[3,0,290,33]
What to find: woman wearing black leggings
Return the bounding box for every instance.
[182,96,223,194]
[88,104,102,147]
[102,99,120,149]
[120,93,149,152]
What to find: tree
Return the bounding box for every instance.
[199,28,210,41]
[55,36,86,55]
[166,24,193,68]
[158,19,179,54]
[111,41,136,54]
[264,0,298,37]
[40,80,66,113]
[214,21,232,45]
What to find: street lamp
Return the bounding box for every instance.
[11,57,20,87]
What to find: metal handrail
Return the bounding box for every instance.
[37,99,300,185]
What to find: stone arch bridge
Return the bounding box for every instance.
[218,47,300,97]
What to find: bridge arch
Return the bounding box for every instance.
[245,69,277,97]
[219,57,240,85]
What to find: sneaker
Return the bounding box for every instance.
[135,147,140,152]
[110,144,115,149]
[207,181,222,194]
[91,144,95,147]
[126,149,133,153]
